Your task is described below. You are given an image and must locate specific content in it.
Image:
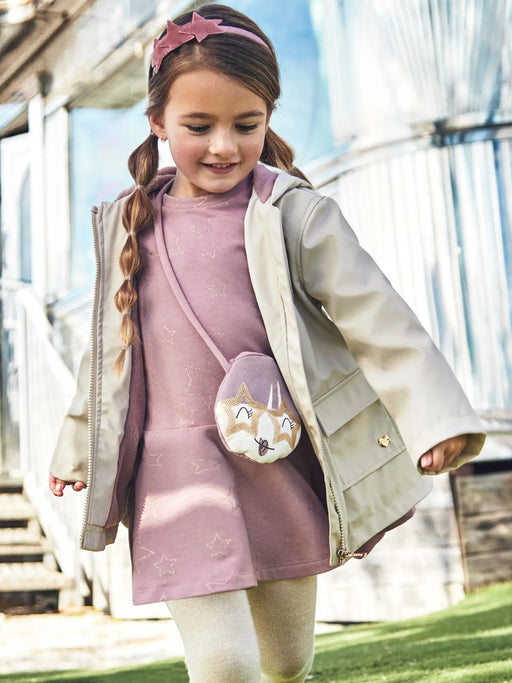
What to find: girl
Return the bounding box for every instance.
[49,5,485,682]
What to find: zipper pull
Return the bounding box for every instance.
[337,549,368,563]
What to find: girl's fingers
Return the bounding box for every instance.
[49,474,86,496]
[420,435,468,472]
[419,450,433,469]
[49,474,65,496]
[420,445,447,471]
[429,445,446,472]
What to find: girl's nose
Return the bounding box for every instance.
[208,130,237,156]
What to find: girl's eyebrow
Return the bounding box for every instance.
[236,110,266,119]
[178,110,266,120]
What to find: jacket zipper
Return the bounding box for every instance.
[79,207,101,547]
[327,476,347,564]
[275,249,358,566]
[323,446,367,564]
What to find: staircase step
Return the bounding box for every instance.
[0,527,41,544]
[0,494,37,522]
[0,541,52,558]
[0,475,23,494]
[0,562,73,592]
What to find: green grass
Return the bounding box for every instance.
[1,582,511,682]
[312,581,512,682]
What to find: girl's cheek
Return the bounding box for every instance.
[250,139,267,158]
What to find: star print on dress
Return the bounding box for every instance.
[167,234,184,257]
[207,278,227,298]
[190,221,218,259]
[193,196,208,208]
[207,534,232,558]
[211,328,225,342]
[139,545,156,562]
[146,450,162,467]
[199,232,218,259]
[191,458,220,475]
[153,555,177,577]
[184,360,218,407]
[175,402,196,427]
[206,573,234,591]
[140,499,159,520]
[156,325,176,346]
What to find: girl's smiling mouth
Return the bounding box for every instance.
[203,162,239,174]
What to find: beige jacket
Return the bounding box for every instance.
[51,165,485,563]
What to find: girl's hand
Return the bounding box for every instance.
[419,435,467,472]
[49,473,86,497]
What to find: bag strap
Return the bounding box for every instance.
[153,182,230,373]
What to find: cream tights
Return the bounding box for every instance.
[166,575,317,683]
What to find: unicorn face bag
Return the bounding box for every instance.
[215,352,302,463]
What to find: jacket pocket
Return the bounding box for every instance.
[314,369,405,488]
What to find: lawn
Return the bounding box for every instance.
[1,582,511,682]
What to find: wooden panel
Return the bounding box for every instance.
[460,510,512,554]
[453,471,512,590]
[464,550,512,591]
[453,472,512,515]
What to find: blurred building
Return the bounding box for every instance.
[0,0,511,620]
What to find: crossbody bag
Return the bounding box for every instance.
[153,185,302,463]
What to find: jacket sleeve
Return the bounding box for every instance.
[297,194,486,473]
[49,343,90,483]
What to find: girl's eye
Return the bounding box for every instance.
[236,124,258,134]
[186,125,210,134]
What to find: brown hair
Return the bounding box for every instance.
[114,4,308,374]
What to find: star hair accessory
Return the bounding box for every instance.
[151,12,269,73]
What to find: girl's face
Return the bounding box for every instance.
[149,69,270,198]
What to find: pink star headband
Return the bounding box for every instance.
[151,12,269,74]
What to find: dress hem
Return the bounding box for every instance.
[132,555,335,605]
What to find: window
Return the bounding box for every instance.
[68,101,148,292]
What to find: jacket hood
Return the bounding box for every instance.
[116,163,310,205]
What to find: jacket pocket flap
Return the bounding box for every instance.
[314,369,379,437]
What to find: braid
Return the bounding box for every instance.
[113,133,159,375]
[261,127,310,183]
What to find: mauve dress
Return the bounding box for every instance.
[130,174,332,605]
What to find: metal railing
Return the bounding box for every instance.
[16,287,89,602]
[12,286,169,615]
